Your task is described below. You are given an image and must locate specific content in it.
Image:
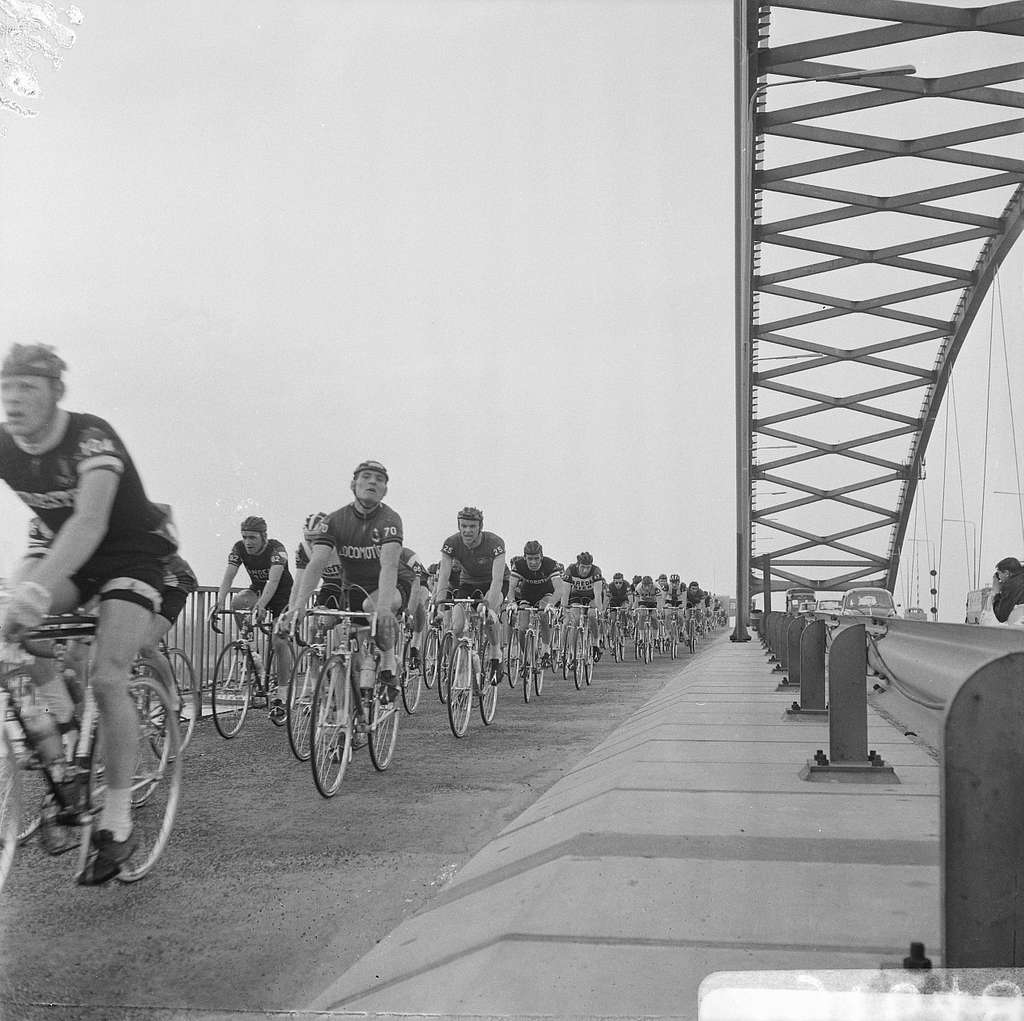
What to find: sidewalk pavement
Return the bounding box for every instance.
[306,635,940,1020]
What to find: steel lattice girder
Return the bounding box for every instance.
[738,0,1024,597]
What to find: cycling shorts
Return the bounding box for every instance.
[246,586,291,619]
[72,551,166,615]
[344,578,412,615]
[159,586,189,625]
[314,584,344,610]
[455,580,508,603]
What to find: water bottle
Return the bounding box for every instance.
[20,704,66,781]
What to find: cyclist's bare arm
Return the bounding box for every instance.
[434,552,454,603]
[287,566,307,613]
[374,542,401,618]
[288,544,331,612]
[485,554,506,614]
[213,564,240,614]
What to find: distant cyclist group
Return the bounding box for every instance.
[0,343,726,886]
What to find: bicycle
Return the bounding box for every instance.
[209,609,278,739]
[308,609,399,797]
[634,607,655,663]
[562,603,595,690]
[0,614,182,891]
[445,598,499,738]
[684,608,698,655]
[426,603,455,706]
[606,606,628,662]
[506,601,549,703]
[398,608,424,715]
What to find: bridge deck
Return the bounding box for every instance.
[307,636,940,1020]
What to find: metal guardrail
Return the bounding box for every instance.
[763,608,1024,967]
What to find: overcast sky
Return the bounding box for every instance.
[0,0,1021,620]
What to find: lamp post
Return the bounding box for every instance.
[732,57,917,642]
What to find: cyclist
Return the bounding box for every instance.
[686,580,709,609]
[292,513,345,611]
[636,575,663,610]
[210,516,295,725]
[560,551,606,662]
[605,571,632,649]
[400,546,429,663]
[282,460,407,702]
[434,506,506,681]
[0,343,176,883]
[507,540,563,668]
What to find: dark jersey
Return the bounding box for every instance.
[509,555,560,600]
[607,579,631,606]
[686,586,707,609]
[0,412,174,559]
[294,542,344,586]
[563,563,605,600]
[441,531,505,589]
[162,553,198,596]
[229,538,293,598]
[310,501,403,592]
[399,547,424,588]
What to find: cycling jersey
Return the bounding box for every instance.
[400,547,427,586]
[686,586,707,609]
[563,563,604,603]
[294,541,344,586]
[310,501,403,593]
[441,531,505,590]
[25,516,53,558]
[0,412,175,559]
[509,555,560,603]
[607,580,631,607]
[636,583,661,607]
[228,538,293,600]
[666,584,685,607]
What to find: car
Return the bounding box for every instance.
[797,600,817,613]
[839,587,897,618]
[904,606,927,621]
[816,598,841,614]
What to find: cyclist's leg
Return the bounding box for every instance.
[363,580,408,696]
[538,594,555,656]
[588,602,600,656]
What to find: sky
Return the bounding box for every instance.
[0,0,1021,621]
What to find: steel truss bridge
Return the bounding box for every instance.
[732,0,1024,638]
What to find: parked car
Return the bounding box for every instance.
[816,598,841,614]
[839,587,897,618]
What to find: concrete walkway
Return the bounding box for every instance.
[305,636,940,1020]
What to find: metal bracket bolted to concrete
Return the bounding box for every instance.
[785,618,828,719]
[776,615,805,690]
[799,623,898,783]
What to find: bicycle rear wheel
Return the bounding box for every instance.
[437,632,454,705]
[479,658,498,725]
[117,675,182,882]
[400,639,423,715]
[1,668,46,842]
[573,630,584,691]
[163,648,199,752]
[211,644,252,739]
[310,655,353,798]
[369,688,399,770]
[0,729,20,894]
[688,622,697,655]
[422,628,439,690]
[533,640,545,697]
[447,644,473,738]
[286,646,321,762]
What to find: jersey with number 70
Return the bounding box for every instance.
[309,500,404,592]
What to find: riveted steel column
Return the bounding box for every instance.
[944,652,1024,967]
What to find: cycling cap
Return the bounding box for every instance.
[352,459,389,481]
[577,552,593,565]
[657,573,667,580]
[670,573,680,581]
[457,506,483,523]
[1,343,66,380]
[523,540,543,556]
[303,511,329,540]
[613,572,624,580]
[240,516,267,534]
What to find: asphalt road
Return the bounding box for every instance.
[0,639,702,1018]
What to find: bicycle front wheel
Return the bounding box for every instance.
[573,630,584,691]
[0,729,21,894]
[164,648,200,752]
[1,668,46,842]
[447,644,473,738]
[479,659,498,726]
[368,689,399,770]
[522,633,534,704]
[422,628,439,690]
[310,655,353,798]
[400,640,423,715]
[505,631,521,689]
[117,675,183,883]
[286,646,321,762]
[211,644,252,739]
[437,632,454,705]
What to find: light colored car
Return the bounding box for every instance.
[839,587,897,618]
[816,598,841,614]
[905,606,927,621]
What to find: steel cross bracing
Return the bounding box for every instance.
[735,0,1024,610]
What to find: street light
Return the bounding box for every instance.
[732,61,917,642]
